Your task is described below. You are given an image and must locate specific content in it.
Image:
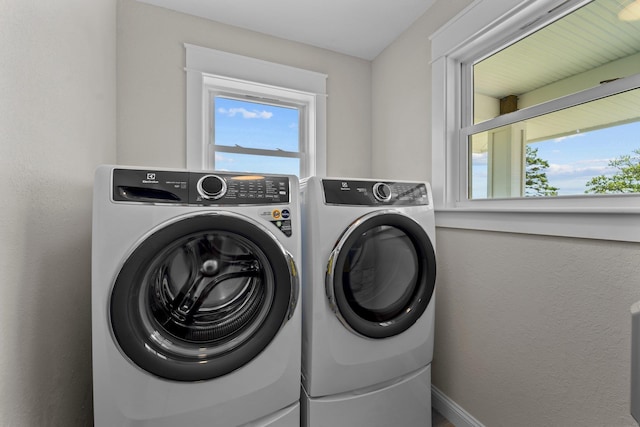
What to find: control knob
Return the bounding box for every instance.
[372,182,392,202]
[197,175,227,200]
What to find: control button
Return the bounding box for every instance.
[197,175,227,200]
[373,182,392,202]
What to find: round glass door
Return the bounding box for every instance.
[327,211,435,339]
[110,212,296,381]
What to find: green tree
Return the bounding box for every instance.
[585,149,640,194]
[525,145,559,197]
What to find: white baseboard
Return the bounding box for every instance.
[431,385,486,427]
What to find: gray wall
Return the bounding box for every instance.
[0,0,116,425]
[0,1,370,424]
[117,0,373,178]
[435,229,639,426]
[372,1,640,425]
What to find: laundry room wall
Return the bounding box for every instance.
[116,0,372,178]
[0,1,116,426]
[371,0,474,183]
[372,1,640,426]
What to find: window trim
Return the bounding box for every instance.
[185,43,327,177]
[430,0,640,242]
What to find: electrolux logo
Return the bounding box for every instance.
[142,172,158,184]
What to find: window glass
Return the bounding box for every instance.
[473,0,640,124]
[214,152,301,176]
[466,0,640,200]
[211,96,303,176]
[214,97,300,152]
[470,88,640,198]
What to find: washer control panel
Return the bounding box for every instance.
[189,173,290,205]
[112,169,290,205]
[322,179,429,206]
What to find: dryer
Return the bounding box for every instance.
[300,176,436,427]
[92,165,301,427]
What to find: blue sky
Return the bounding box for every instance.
[472,121,640,198]
[532,121,640,195]
[213,97,300,175]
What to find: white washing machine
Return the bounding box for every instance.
[300,176,436,427]
[92,165,301,427]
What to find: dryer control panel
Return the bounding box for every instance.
[112,169,290,205]
[322,179,429,206]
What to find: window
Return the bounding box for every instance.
[431,0,640,241]
[204,76,312,176]
[185,44,327,177]
[466,0,640,200]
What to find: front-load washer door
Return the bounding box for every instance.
[326,211,435,339]
[109,212,297,382]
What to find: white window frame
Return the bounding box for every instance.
[185,43,327,177]
[430,0,640,242]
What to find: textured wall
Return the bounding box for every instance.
[371,0,473,183]
[434,228,640,426]
[117,0,373,178]
[0,1,116,425]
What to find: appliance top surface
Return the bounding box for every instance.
[109,167,295,206]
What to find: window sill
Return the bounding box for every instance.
[435,208,640,242]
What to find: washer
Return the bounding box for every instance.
[300,176,436,427]
[92,165,301,427]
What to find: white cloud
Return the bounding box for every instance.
[553,133,586,143]
[472,152,488,165]
[547,158,615,177]
[215,153,234,163]
[217,107,273,119]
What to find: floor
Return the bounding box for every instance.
[432,408,456,427]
